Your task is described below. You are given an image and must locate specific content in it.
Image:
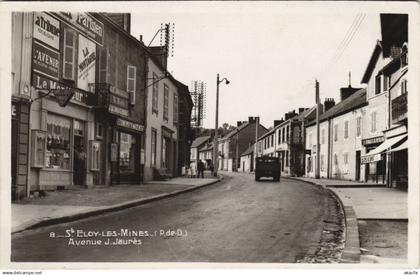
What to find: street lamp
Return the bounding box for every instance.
[213,73,230,177]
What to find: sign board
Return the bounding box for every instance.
[110,143,118,162]
[32,40,60,80]
[77,34,96,91]
[51,12,104,46]
[108,105,129,117]
[116,118,144,132]
[53,89,75,107]
[33,12,60,50]
[361,154,382,164]
[362,136,385,146]
[32,73,88,104]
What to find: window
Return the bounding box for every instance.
[151,129,157,167]
[383,75,388,91]
[356,117,362,137]
[96,123,104,139]
[89,141,100,171]
[119,132,136,173]
[99,48,109,83]
[173,93,178,125]
[321,129,325,144]
[343,152,349,165]
[334,153,338,166]
[344,121,349,139]
[278,129,281,144]
[334,124,338,142]
[163,84,169,122]
[286,125,290,141]
[375,74,381,95]
[370,112,377,133]
[401,79,408,94]
[63,28,76,80]
[127,65,136,105]
[152,72,159,114]
[46,114,71,169]
[285,151,289,166]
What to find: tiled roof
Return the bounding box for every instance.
[306,88,367,127]
[241,144,254,156]
[191,135,211,148]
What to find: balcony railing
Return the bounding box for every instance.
[392,92,407,124]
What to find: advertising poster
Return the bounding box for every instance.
[77,34,96,92]
[32,40,60,80]
[33,12,60,50]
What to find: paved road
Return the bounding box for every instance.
[12,172,337,262]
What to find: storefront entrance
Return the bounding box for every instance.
[115,131,141,184]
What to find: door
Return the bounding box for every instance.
[355,150,361,181]
[118,131,140,184]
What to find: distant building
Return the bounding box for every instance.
[190,135,211,166]
[240,144,255,173]
[218,117,268,172]
[198,142,213,169]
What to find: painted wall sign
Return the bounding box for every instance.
[362,136,385,146]
[51,12,104,46]
[32,73,88,104]
[361,154,382,164]
[108,105,129,117]
[116,118,144,132]
[77,34,96,92]
[32,40,60,80]
[33,12,60,50]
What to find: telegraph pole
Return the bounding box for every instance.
[315,80,320,179]
[213,74,220,177]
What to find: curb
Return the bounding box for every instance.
[285,177,361,263]
[12,176,223,234]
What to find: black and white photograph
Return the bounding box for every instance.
[0,1,419,272]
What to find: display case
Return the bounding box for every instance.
[31,130,47,168]
[89,140,101,171]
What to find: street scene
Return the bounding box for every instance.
[7,4,413,267]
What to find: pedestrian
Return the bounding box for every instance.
[74,144,87,185]
[197,160,204,178]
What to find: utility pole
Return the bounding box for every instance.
[254,116,259,172]
[213,74,220,177]
[315,80,320,179]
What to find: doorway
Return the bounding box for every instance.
[355,150,361,181]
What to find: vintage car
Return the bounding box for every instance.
[255,156,281,182]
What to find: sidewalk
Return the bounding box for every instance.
[12,174,220,234]
[292,176,408,264]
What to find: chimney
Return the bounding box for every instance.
[248,116,255,123]
[298,108,306,114]
[139,35,143,43]
[237,121,243,127]
[274,120,282,127]
[340,86,360,101]
[390,45,402,59]
[324,98,335,112]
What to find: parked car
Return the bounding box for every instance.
[255,156,280,182]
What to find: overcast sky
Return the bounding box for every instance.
[130,3,382,129]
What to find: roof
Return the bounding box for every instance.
[222,122,250,139]
[306,88,367,127]
[199,142,213,152]
[361,41,383,84]
[191,136,211,148]
[241,144,254,156]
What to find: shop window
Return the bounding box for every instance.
[119,132,136,173]
[127,65,136,105]
[356,117,362,137]
[151,129,157,167]
[163,84,169,122]
[46,114,71,169]
[344,121,349,139]
[173,93,178,125]
[63,28,76,81]
[89,140,100,171]
[31,130,47,168]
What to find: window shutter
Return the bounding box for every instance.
[99,48,109,83]
[63,28,75,80]
[127,66,136,105]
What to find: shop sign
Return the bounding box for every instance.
[32,40,59,80]
[32,73,88,104]
[51,12,104,46]
[361,154,382,164]
[108,105,129,117]
[77,35,96,92]
[362,136,385,146]
[33,12,60,50]
[116,118,144,132]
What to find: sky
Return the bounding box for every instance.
[129,3,382,129]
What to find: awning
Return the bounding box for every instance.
[390,139,408,152]
[361,134,407,164]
